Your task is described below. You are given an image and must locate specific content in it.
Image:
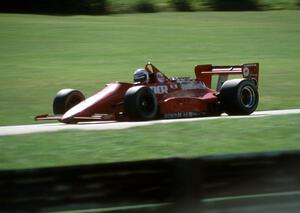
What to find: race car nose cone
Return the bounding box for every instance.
[61,82,133,123]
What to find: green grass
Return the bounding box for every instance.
[0,114,299,170]
[0,11,300,125]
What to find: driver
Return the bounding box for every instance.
[133,68,151,84]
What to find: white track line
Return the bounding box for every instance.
[0,109,299,136]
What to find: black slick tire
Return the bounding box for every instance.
[219,79,259,115]
[53,89,85,115]
[124,86,157,121]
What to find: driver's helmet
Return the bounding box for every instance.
[133,68,150,84]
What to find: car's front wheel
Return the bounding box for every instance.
[53,89,85,115]
[124,86,158,121]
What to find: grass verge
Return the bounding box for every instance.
[0,114,299,170]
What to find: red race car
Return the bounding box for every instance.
[35,63,259,124]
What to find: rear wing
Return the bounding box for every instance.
[195,63,259,91]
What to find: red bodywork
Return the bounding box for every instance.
[35,63,259,123]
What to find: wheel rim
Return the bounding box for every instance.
[139,94,155,115]
[241,86,256,109]
[65,93,84,112]
[66,96,82,109]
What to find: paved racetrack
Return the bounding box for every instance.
[0,109,300,136]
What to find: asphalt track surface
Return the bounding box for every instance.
[0,109,300,136]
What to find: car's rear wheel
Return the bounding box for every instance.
[124,86,157,120]
[219,79,259,115]
[53,89,85,115]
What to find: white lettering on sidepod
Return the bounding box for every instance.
[150,85,168,94]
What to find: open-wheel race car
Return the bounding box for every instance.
[35,63,259,124]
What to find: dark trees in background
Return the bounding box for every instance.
[0,0,108,15]
[171,0,193,11]
[208,0,261,11]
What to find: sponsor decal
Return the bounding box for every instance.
[242,67,250,78]
[164,112,205,119]
[150,85,168,94]
[156,72,165,83]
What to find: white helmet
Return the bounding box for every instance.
[133,69,149,83]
